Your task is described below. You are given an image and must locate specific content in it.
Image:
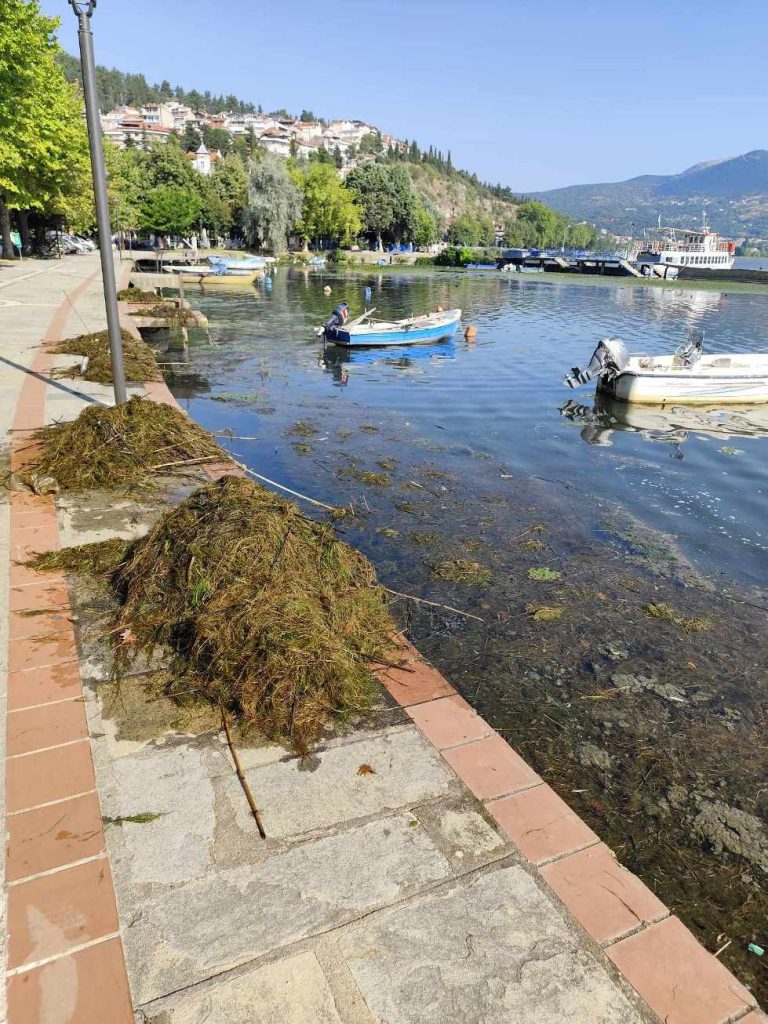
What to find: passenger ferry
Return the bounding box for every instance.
[633,215,735,275]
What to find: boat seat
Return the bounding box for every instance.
[710,357,732,367]
[638,356,655,368]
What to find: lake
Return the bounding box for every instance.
[172,268,768,587]
[160,268,768,998]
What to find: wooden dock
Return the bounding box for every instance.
[498,249,645,277]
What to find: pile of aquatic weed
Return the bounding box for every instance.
[117,288,158,302]
[107,476,396,751]
[34,396,226,491]
[130,302,197,326]
[53,329,162,384]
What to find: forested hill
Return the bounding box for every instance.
[56,52,258,115]
[56,51,607,250]
[531,150,768,238]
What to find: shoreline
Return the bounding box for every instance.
[1,253,763,1021]
[324,261,768,293]
[171,273,768,1002]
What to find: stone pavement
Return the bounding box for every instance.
[1,253,764,1024]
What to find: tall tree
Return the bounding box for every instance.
[211,152,249,234]
[243,152,302,253]
[344,163,395,249]
[182,123,202,152]
[140,184,201,236]
[291,163,361,248]
[0,0,90,255]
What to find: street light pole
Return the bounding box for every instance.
[68,0,127,404]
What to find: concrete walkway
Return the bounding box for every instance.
[1,253,763,1024]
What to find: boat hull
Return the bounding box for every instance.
[201,269,259,285]
[326,311,461,348]
[600,366,768,405]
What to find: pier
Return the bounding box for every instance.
[498,248,647,277]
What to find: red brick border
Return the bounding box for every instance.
[4,270,762,1023]
[4,270,133,1023]
[376,637,760,1023]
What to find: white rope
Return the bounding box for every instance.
[234,460,341,513]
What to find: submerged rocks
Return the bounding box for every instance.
[691,799,768,874]
[612,672,687,704]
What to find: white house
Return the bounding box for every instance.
[188,143,221,175]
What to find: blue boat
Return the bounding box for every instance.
[208,255,269,270]
[320,307,462,347]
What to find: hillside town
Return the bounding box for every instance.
[100,100,401,168]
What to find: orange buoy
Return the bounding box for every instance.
[464,325,477,339]
[434,305,443,313]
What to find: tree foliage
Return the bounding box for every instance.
[0,0,90,253]
[344,163,421,247]
[57,51,257,115]
[243,152,302,252]
[140,184,202,236]
[291,163,361,247]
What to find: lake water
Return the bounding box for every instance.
[174,269,768,588]
[162,268,768,994]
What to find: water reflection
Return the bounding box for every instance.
[560,393,768,450]
[321,339,456,386]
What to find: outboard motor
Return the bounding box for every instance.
[565,337,630,389]
[322,302,349,333]
[674,328,704,367]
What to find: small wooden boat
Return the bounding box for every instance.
[566,333,768,405]
[163,264,217,280]
[200,269,260,286]
[319,306,461,347]
[163,265,259,284]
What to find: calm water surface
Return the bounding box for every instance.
[175,269,768,587]
[164,270,768,996]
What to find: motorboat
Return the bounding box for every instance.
[317,303,461,347]
[565,332,768,405]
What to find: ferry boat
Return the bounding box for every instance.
[634,215,735,276]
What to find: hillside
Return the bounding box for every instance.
[405,161,520,228]
[531,150,768,238]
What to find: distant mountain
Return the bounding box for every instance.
[531,150,768,239]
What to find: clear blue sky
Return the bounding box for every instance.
[45,0,767,192]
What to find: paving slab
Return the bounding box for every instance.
[339,863,644,1024]
[122,812,457,1005]
[143,952,344,1024]
[244,726,458,839]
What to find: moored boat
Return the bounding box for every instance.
[163,264,259,284]
[318,304,461,347]
[208,255,269,270]
[163,264,217,280]
[200,268,260,285]
[565,333,768,405]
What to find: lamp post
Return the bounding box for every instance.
[68,0,127,404]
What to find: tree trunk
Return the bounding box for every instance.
[377,233,382,252]
[0,194,17,259]
[17,209,31,255]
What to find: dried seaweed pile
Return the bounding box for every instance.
[117,288,158,302]
[130,303,197,326]
[34,396,226,491]
[108,476,395,750]
[53,329,162,384]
